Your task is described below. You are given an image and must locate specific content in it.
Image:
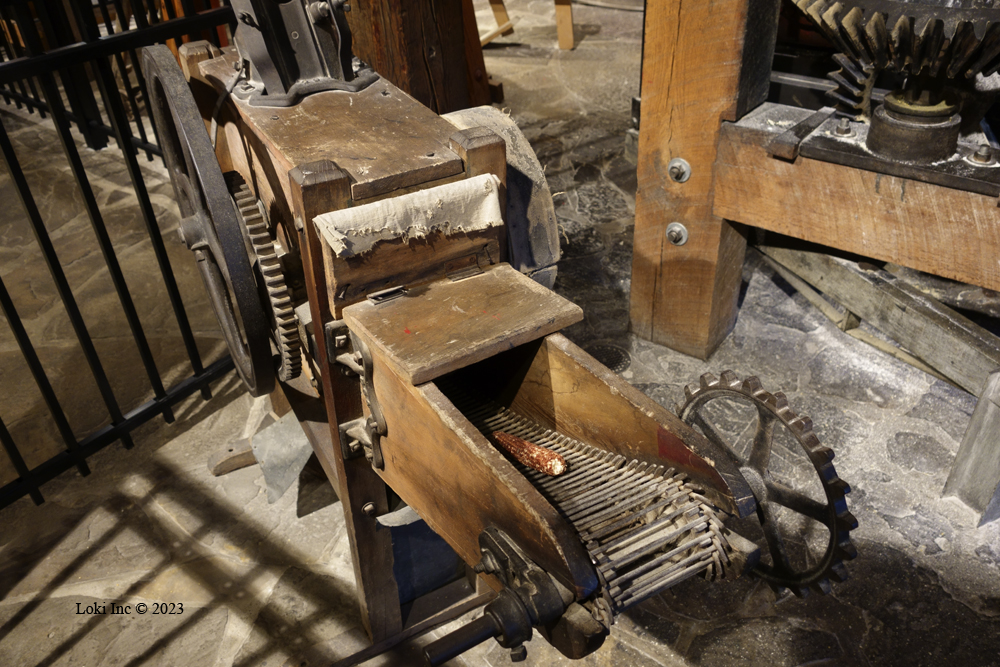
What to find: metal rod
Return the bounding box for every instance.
[0,275,90,476]
[0,356,233,510]
[0,6,234,86]
[0,106,134,449]
[0,414,44,505]
[21,1,179,423]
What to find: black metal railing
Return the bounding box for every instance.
[0,0,236,509]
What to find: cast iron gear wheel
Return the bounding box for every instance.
[142,44,273,396]
[677,371,858,597]
[793,0,1000,116]
[226,173,302,382]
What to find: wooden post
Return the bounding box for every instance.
[945,371,1000,527]
[629,0,779,358]
[554,0,573,50]
[289,161,404,642]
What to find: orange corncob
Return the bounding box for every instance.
[491,431,568,476]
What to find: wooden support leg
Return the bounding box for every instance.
[629,0,779,359]
[290,161,403,642]
[945,371,1000,527]
[489,0,515,37]
[555,0,573,50]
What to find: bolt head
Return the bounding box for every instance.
[362,502,376,516]
[509,645,527,662]
[972,144,993,164]
[667,158,691,183]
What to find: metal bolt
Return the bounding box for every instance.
[665,222,688,246]
[667,157,691,183]
[834,117,853,137]
[335,335,348,348]
[509,645,527,662]
[349,441,361,453]
[362,502,376,516]
[308,1,331,21]
[972,143,993,164]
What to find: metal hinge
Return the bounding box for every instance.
[325,320,387,470]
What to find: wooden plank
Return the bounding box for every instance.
[714,103,1000,293]
[554,0,573,50]
[945,371,1000,527]
[758,246,1000,396]
[289,162,403,643]
[630,0,778,358]
[508,334,756,517]
[364,349,599,599]
[343,264,584,385]
[488,0,514,36]
[201,53,465,201]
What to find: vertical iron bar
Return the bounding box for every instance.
[94,1,149,158]
[69,0,209,399]
[0,414,43,505]
[0,112,134,449]
[15,2,177,424]
[0,274,90,476]
[33,1,108,145]
[110,0,156,160]
[0,7,26,110]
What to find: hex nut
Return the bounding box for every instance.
[667,158,691,183]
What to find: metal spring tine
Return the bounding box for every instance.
[601,513,706,567]
[566,474,669,521]
[617,554,714,608]
[560,463,649,512]
[605,519,708,575]
[583,496,690,542]
[535,461,610,498]
[578,485,688,535]
[544,458,635,501]
[593,503,695,556]
[607,533,714,591]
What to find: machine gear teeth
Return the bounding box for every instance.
[792,0,1000,115]
[226,173,302,382]
[677,372,857,597]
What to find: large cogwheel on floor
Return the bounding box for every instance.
[792,0,1000,117]
[677,371,858,597]
[226,173,302,382]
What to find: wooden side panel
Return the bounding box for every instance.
[365,350,599,599]
[713,112,1000,293]
[630,0,759,359]
[346,0,479,113]
[289,162,403,642]
[507,334,755,516]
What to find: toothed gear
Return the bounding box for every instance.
[792,0,1000,116]
[677,371,857,597]
[226,173,302,382]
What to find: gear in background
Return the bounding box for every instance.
[677,371,858,597]
[792,0,1000,117]
[226,173,302,382]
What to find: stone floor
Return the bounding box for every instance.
[2,1,1000,666]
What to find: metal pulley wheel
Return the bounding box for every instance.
[142,44,274,396]
[678,372,858,596]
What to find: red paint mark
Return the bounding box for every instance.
[404,327,411,334]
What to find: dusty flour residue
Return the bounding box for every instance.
[313,173,503,258]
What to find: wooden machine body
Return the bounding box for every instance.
[184,40,748,647]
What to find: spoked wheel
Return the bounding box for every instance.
[678,371,858,596]
[143,44,274,396]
